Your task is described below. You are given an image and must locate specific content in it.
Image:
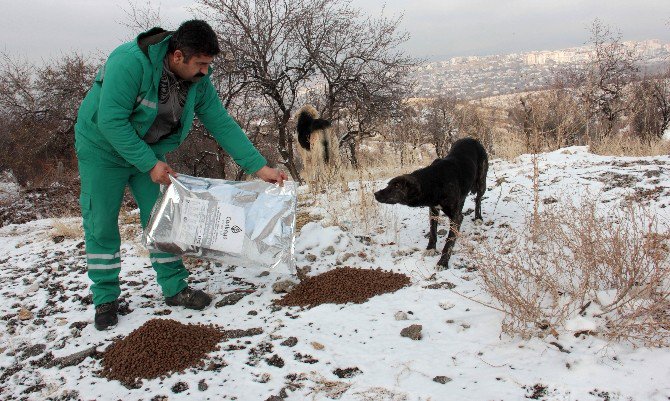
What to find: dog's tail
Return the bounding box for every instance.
[295,104,331,151]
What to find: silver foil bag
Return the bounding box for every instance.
[143,174,296,270]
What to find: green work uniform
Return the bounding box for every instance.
[75,28,267,306]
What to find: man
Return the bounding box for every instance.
[75,20,287,331]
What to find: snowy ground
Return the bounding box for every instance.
[1,146,669,401]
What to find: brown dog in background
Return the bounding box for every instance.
[295,105,338,183]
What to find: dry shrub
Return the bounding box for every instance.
[296,212,321,232]
[307,373,352,400]
[590,135,670,157]
[462,196,670,346]
[51,219,82,239]
[490,130,528,160]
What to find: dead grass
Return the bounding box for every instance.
[490,131,528,160]
[50,219,82,239]
[296,212,321,232]
[590,135,670,157]
[461,196,670,346]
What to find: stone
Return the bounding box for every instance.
[433,376,452,384]
[394,311,409,321]
[215,293,246,307]
[400,324,422,340]
[280,337,298,347]
[321,246,335,256]
[18,308,33,321]
[272,279,297,294]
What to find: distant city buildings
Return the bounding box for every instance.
[410,39,670,100]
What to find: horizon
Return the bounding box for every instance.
[0,1,669,64]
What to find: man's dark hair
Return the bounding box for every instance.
[168,19,220,60]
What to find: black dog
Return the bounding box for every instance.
[374,138,488,268]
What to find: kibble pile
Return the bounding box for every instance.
[101,319,224,386]
[276,267,410,307]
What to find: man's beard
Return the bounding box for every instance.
[190,72,205,83]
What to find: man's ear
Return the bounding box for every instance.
[173,50,184,64]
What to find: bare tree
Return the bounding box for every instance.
[295,3,413,165]
[198,0,320,181]
[197,0,412,179]
[118,0,164,32]
[509,88,587,151]
[578,19,640,140]
[0,53,99,185]
[424,97,459,157]
[630,72,670,142]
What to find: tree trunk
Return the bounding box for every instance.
[348,137,358,167]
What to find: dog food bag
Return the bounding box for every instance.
[143,174,297,270]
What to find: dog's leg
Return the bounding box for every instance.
[474,156,488,222]
[423,206,440,257]
[437,211,463,269]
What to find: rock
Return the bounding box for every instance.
[198,379,208,391]
[305,254,317,262]
[280,337,298,347]
[394,311,408,321]
[254,373,271,383]
[52,235,65,244]
[47,346,98,368]
[424,281,457,290]
[265,354,285,368]
[296,266,311,280]
[171,382,188,393]
[272,279,297,294]
[257,271,270,277]
[321,246,335,256]
[340,253,355,263]
[439,301,455,310]
[400,324,422,340]
[433,376,452,384]
[18,308,33,321]
[333,367,362,378]
[69,321,88,330]
[311,342,324,350]
[215,293,247,307]
[21,344,46,359]
[437,229,448,236]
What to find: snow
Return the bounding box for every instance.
[1,147,670,400]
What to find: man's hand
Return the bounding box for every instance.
[255,165,288,186]
[149,161,177,185]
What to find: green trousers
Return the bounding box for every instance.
[78,151,188,306]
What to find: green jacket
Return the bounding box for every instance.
[75,28,266,174]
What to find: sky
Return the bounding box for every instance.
[1,0,669,63]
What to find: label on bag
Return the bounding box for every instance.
[177,197,245,254]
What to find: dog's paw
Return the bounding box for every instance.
[436,256,450,269]
[423,249,439,257]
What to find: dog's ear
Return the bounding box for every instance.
[401,175,421,203]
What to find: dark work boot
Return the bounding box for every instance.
[165,287,212,310]
[94,300,119,331]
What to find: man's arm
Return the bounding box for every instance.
[97,52,159,173]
